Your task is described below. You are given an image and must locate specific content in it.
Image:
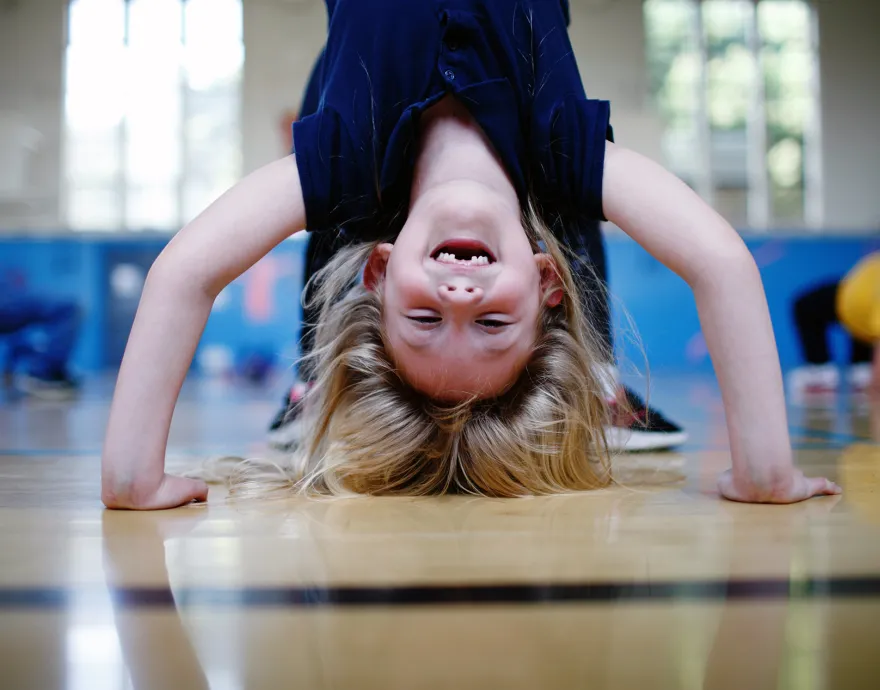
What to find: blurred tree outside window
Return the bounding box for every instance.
[644,0,821,230]
[64,0,243,231]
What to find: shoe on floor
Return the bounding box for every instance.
[847,363,873,391]
[605,386,688,452]
[787,364,840,395]
[15,371,79,400]
[267,381,310,450]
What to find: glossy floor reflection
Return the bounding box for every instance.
[1,375,879,689]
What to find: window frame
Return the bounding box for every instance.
[644,0,823,232]
[61,0,243,233]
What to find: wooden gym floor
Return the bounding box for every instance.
[0,373,878,689]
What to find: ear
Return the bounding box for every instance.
[534,253,563,308]
[363,243,393,291]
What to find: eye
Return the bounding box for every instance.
[407,315,441,324]
[476,318,509,329]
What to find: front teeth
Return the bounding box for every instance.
[436,252,490,266]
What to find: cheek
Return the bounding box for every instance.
[381,316,402,361]
[386,264,430,307]
[381,325,428,389]
[498,270,542,311]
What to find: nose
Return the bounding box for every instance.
[438,280,484,306]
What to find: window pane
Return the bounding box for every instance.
[67,186,122,230]
[124,23,182,188]
[760,0,812,225]
[186,91,240,178]
[65,45,125,131]
[68,0,125,46]
[703,0,754,227]
[184,42,244,93]
[126,186,178,230]
[185,0,242,44]
[644,0,820,230]
[184,0,243,91]
[127,0,182,47]
[182,0,242,225]
[183,184,224,224]
[64,0,243,232]
[125,128,181,187]
[65,0,125,230]
[644,0,702,186]
[66,131,120,183]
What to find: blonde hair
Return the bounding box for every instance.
[228,201,615,499]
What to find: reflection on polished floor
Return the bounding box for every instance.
[1,375,879,689]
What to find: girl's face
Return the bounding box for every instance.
[364,181,560,402]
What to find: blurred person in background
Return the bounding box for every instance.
[789,252,880,396]
[0,273,81,399]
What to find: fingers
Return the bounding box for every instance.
[807,476,842,498]
[170,476,210,505]
[102,475,209,510]
[148,476,209,510]
[716,470,842,504]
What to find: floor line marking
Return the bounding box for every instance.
[2,577,880,609]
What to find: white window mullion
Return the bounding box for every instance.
[118,105,128,228]
[60,1,71,228]
[694,0,715,207]
[64,0,127,230]
[178,0,188,229]
[746,0,770,230]
[803,0,824,230]
[119,0,130,228]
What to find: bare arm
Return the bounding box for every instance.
[602,143,839,503]
[102,155,306,509]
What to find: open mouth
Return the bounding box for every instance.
[430,239,496,266]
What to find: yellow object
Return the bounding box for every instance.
[837,252,880,343]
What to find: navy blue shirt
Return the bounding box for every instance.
[293,0,612,238]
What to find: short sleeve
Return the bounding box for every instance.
[293,108,380,234]
[558,0,571,26]
[535,96,613,221]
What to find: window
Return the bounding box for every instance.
[64,0,243,231]
[644,0,821,229]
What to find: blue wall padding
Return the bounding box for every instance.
[1,233,877,374]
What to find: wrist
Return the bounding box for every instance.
[101,464,163,509]
[731,442,795,480]
[730,463,797,501]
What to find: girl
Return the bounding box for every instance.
[101,0,839,509]
[267,52,686,454]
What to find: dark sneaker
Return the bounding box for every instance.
[605,386,688,452]
[15,371,79,401]
[267,381,310,450]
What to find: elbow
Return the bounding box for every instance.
[688,238,758,292]
[147,245,223,301]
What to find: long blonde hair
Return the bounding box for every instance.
[230,200,615,498]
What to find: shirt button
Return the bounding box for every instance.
[444,69,455,81]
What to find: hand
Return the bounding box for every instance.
[102,473,209,510]
[718,468,841,504]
